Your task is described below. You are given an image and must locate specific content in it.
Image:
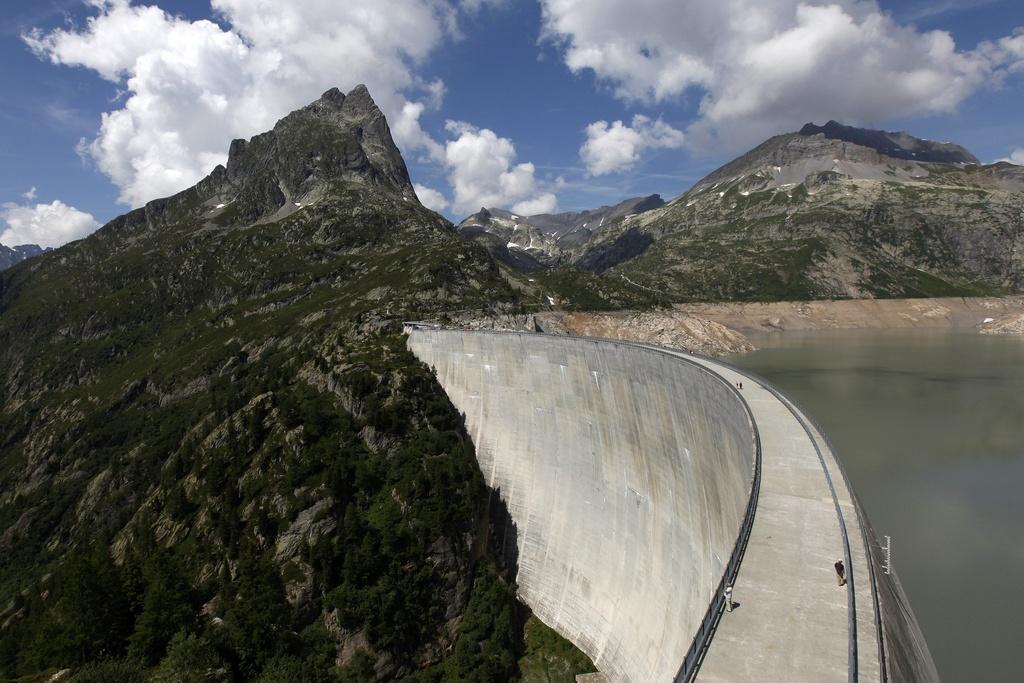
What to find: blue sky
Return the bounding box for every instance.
[1,0,1022,247]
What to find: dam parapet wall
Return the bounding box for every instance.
[408,330,757,682]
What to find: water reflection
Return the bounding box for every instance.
[731,329,1024,682]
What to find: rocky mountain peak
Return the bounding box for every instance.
[316,85,347,109]
[339,83,375,113]
[62,85,422,250]
[688,120,994,196]
[0,79,524,683]
[798,120,980,164]
[218,85,413,224]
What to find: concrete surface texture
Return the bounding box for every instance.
[684,352,939,683]
[678,352,868,682]
[407,329,938,682]
[408,330,756,682]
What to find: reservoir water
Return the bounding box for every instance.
[730,329,1024,682]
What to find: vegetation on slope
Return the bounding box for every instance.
[528,266,668,311]
[0,174,592,680]
[517,617,598,683]
[571,177,1019,303]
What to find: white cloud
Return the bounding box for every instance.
[414,183,450,211]
[541,0,1024,150]
[442,121,558,215]
[25,0,469,207]
[1000,148,1024,165]
[22,187,37,200]
[1,200,99,248]
[580,115,685,176]
[510,194,559,215]
[980,27,1024,76]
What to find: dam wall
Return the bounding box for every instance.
[407,330,757,682]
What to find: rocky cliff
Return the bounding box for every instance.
[797,120,979,164]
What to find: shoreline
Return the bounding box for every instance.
[672,296,1024,336]
[451,296,1024,359]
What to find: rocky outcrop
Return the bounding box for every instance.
[557,311,754,356]
[980,311,1024,335]
[274,498,336,562]
[446,310,753,357]
[798,120,980,164]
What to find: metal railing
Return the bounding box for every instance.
[770,389,888,682]
[671,375,761,683]
[678,348,888,683]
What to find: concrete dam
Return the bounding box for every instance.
[406,328,938,682]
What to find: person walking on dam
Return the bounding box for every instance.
[724,584,734,612]
[834,559,846,586]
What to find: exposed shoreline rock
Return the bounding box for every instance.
[674,296,1024,336]
[447,296,1024,361]
[447,310,754,357]
[979,311,1024,335]
[556,311,755,356]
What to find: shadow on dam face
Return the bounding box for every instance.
[408,330,757,682]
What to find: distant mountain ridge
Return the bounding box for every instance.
[572,122,1024,302]
[470,121,1024,307]
[688,122,1021,196]
[0,244,49,271]
[499,194,666,239]
[458,194,665,271]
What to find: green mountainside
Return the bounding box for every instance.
[0,87,589,682]
[475,123,1024,308]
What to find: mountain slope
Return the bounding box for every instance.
[0,87,559,681]
[551,124,1024,303]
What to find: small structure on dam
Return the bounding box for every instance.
[406,327,938,682]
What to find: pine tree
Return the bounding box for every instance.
[223,550,291,677]
[127,548,197,664]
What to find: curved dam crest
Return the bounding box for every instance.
[408,330,756,682]
[406,328,938,682]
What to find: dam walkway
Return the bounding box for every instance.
[405,327,915,682]
[673,351,883,682]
